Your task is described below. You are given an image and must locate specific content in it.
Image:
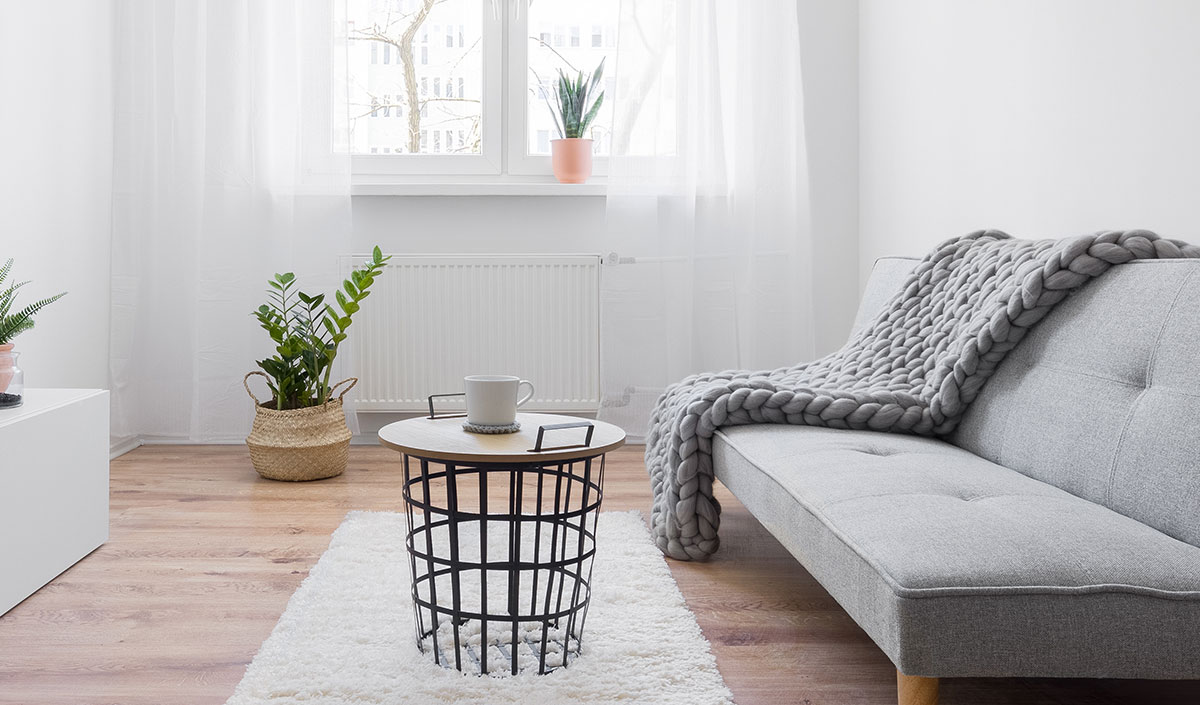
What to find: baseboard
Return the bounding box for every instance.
[109,436,143,459]
[112,431,645,452]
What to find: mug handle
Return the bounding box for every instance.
[517,380,535,407]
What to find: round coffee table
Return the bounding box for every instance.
[379,412,625,676]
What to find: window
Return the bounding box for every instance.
[347,0,619,182]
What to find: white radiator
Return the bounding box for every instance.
[349,254,601,413]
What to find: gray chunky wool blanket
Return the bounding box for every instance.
[646,229,1200,560]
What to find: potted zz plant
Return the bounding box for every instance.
[244,246,390,481]
[0,258,67,409]
[545,58,606,184]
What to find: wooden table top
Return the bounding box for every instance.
[378,413,626,463]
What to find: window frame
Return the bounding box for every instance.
[348,0,610,186]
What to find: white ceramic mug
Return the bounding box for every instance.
[464,375,535,426]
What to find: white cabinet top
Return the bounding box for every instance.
[0,388,107,428]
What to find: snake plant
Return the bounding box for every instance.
[546,58,606,139]
[0,258,67,345]
[252,246,391,410]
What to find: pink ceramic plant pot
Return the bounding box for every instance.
[0,343,14,393]
[551,138,594,184]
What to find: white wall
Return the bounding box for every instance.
[798,0,859,352]
[860,0,1200,283]
[351,196,608,256]
[0,1,113,390]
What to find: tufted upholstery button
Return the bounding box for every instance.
[855,446,900,457]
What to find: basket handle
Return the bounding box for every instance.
[243,371,272,405]
[330,377,358,401]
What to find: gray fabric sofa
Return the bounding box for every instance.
[712,256,1200,703]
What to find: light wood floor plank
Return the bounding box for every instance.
[0,446,1196,704]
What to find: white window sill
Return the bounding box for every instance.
[351,177,608,197]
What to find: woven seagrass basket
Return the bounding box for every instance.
[243,371,357,481]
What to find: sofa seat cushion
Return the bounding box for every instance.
[712,424,1200,678]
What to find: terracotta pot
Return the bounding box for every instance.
[551,138,594,184]
[0,344,13,394]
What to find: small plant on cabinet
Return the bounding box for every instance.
[0,258,67,346]
[0,258,66,408]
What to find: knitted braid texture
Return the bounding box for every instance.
[645,230,1200,560]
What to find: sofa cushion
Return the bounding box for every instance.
[713,424,1200,678]
[950,260,1200,548]
[852,256,1200,549]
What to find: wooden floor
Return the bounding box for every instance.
[1,446,1198,705]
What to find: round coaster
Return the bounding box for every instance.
[462,420,522,434]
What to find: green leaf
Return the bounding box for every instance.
[588,57,605,96]
[544,80,566,138]
[579,92,605,135]
[0,290,66,346]
[0,280,30,319]
[323,303,343,330]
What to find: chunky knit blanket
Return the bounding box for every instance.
[646,230,1200,560]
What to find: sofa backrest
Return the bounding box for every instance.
[851,257,920,335]
[854,256,1200,548]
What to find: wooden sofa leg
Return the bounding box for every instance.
[897,670,939,705]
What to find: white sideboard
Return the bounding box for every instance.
[0,389,109,615]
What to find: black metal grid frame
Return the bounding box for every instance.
[400,451,606,676]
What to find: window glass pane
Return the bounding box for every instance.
[527,0,618,156]
[348,0,483,155]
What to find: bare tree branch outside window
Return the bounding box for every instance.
[348,0,482,154]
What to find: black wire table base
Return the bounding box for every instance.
[401,454,605,676]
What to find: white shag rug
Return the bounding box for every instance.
[226,510,734,705]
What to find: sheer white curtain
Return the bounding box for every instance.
[600,0,814,439]
[111,1,354,444]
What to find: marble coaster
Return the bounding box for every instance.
[462,420,522,434]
